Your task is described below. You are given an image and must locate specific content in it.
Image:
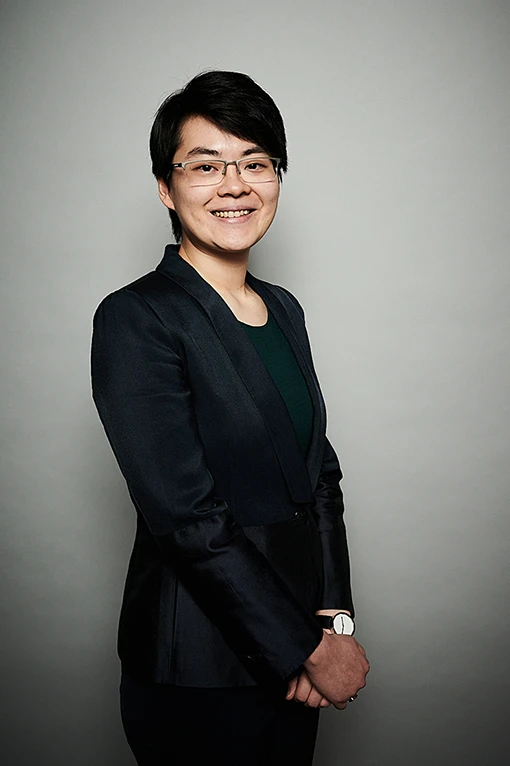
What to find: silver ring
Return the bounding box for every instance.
[349,695,357,702]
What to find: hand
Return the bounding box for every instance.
[286,669,331,709]
[303,631,370,709]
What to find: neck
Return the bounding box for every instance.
[178,239,250,295]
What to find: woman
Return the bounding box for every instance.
[91,71,369,766]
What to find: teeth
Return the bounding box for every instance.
[213,210,251,218]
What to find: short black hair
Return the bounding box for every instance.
[149,70,288,242]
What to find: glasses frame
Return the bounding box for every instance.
[169,156,281,186]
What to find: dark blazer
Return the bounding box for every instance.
[91,244,354,687]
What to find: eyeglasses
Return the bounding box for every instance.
[170,156,281,187]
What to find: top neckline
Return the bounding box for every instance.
[237,310,271,328]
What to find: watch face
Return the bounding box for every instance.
[332,613,355,635]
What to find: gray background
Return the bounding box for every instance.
[1,1,509,764]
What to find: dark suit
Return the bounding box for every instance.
[91,244,354,687]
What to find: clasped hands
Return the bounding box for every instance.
[286,612,370,710]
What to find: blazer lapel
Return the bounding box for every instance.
[247,273,327,495]
[155,245,325,502]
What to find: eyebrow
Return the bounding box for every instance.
[184,145,268,159]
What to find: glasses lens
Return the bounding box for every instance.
[239,157,278,184]
[185,161,225,186]
[183,158,279,186]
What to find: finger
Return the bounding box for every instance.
[294,673,313,704]
[294,675,313,704]
[286,677,298,700]
[319,697,331,708]
[304,687,323,709]
[355,644,370,674]
[334,701,348,710]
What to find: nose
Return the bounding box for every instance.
[217,162,250,195]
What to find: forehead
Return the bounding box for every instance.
[176,116,260,158]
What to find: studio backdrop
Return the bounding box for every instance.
[1,1,509,764]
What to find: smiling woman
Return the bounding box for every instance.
[91,70,368,766]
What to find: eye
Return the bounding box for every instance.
[192,163,219,174]
[245,159,270,172]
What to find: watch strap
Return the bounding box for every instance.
[315,615,334,629]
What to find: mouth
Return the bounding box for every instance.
[210,209,255,219]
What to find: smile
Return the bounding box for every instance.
[211,209,252,218]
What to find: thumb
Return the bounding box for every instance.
[286,676,298,700]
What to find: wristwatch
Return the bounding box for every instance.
[316,612,355,636]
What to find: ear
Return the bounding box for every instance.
[157,178,176,211]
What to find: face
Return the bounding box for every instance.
[158,116,280,260]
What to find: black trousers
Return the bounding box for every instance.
[120,671,320,766]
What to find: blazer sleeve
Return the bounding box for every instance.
[311,436,355,615]
[91,288,323,682]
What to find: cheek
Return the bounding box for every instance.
[170,184,210,217]
[259,184,279,209]
[179,197,209,225]
[264,188,280,217]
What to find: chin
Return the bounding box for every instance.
[211,233,263,253]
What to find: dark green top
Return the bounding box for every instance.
[238,309,314,457]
